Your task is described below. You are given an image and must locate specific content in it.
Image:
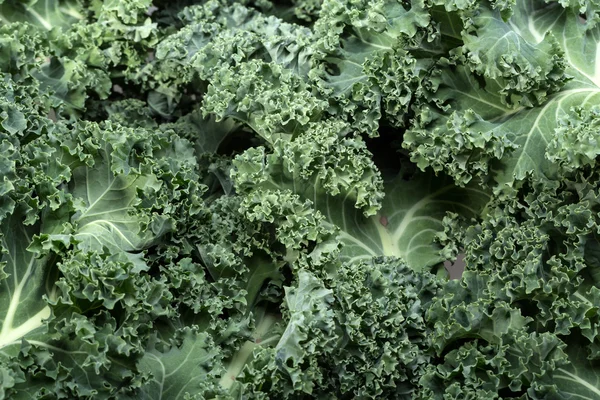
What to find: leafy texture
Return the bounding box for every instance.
[405,1,600,188]
[238,258,441,399]
[2,0,600,398]
[232,120,489,272]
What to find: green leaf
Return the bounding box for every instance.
[0,207,54,350]
[406,0,600,187]
[555,339,600,399]
[62,123,171,254]
[70,159,162,253]
[233,127,489,271]
[138,328,223,400]
[33,57,112,110]
[335,171,489,270]
[0,0,84,30]
[274,270,336,394]
[203,60,326,143]
[312,0,432,134]
[0,107,26,135]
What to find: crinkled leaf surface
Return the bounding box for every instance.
[233,136,488,271]
[406,0,600,187]
[3,0,600,398]
[0,0,84,30]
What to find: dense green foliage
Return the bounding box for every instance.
[1,0,600,398]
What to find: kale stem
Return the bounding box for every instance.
[219,313,278,389]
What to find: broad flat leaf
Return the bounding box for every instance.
[0,208,53,350]
[0,0,84,30]
[555,341,600,399]
[138,328,222,400]
[70,142,164,253]
[333,172,488,270]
